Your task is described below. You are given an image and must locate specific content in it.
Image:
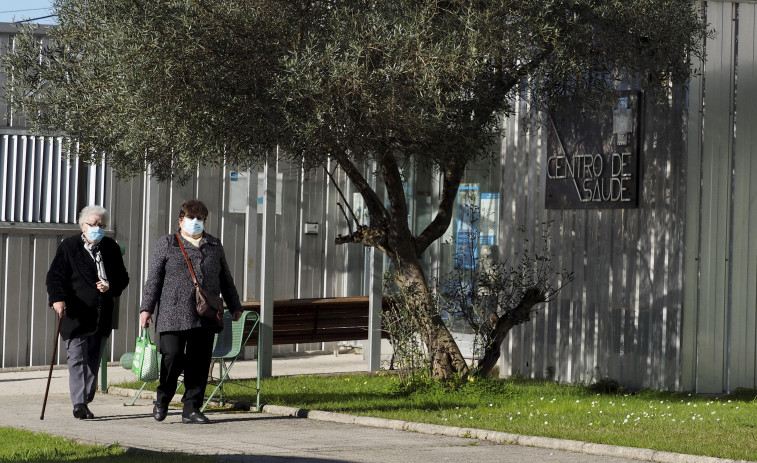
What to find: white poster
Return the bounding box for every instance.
[228,171,249,213]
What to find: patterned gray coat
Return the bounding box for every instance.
[140,232,242,333]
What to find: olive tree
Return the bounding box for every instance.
[4,0,707,379]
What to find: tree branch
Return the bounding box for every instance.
[377,150,409,234]
[415,154,467,255]
[323,163,360,231]
[332,152,389,224]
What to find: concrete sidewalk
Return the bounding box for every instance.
[0,352,750,463]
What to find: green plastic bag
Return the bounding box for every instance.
[131,327,159,382]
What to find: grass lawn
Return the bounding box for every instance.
[0,426,215,462]
[121,373,757,461]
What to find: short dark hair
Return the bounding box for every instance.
[179,199,209,221]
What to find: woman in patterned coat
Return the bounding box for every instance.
[139,199,243,424]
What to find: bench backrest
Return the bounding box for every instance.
[240,296,390,346]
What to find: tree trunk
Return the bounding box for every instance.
[392,248,470,380]
[475,287,546,376]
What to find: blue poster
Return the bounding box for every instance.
[455,185,479,269]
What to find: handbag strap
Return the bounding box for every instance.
[175,233,200,288]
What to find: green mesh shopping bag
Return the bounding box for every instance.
[131,327,159,382]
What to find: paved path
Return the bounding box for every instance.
[0,353,749,463]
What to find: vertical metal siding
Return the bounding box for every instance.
[499,88,690,390]
[728,3,753,391]
[681,1,757,394]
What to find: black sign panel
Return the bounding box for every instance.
[545,91,641,209]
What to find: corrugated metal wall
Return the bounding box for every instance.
[496,0,757,394]
[497,73,689,389]
[683,0,757,393]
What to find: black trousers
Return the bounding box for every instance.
[155,327,215,414]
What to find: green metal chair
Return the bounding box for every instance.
[201,309,260,412]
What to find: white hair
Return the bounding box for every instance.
[78,205,109,227]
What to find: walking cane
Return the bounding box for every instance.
[40,311,62,420]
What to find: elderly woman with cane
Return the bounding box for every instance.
[46,205,130,419]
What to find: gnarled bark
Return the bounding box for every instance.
[475,287,546,376]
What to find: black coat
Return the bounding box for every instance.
[46,235,130,339]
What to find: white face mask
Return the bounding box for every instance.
[181,218,204,235]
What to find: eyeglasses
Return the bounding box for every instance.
[86,222,105,228]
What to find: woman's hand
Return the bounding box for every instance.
[96,280,110,293]
[231,311,242,322]
[52,301,66,317]
[140,311,153,328]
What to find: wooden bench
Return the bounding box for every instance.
[240,296,390,346]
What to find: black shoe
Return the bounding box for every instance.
[153,404,168,422]
[73,404,88,420]
[182,411,210,424]
[84,405,95,419]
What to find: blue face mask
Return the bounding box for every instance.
[85,226,105,243]
[181,218,204,236]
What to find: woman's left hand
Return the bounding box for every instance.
[96,280,109,293]
[231,311,242,322]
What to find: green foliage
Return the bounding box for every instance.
[4,0,707,181]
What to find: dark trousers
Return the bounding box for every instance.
[155,327,215,414]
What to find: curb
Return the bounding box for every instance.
[106,388,753,463]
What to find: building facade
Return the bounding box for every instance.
[0,1,754,394]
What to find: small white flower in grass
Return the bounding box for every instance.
[489,404,493,407]
[576,400,580,403]
[589,422,593,426]
[711,411,716,415]
[736,406,740,409]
